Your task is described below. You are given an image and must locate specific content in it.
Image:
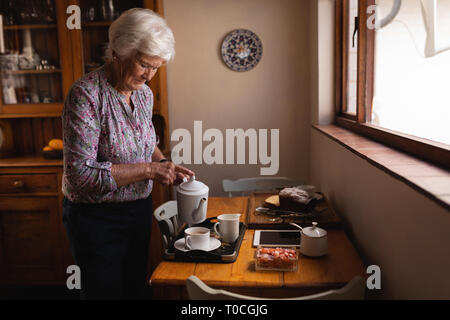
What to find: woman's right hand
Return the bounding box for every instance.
[147,161,177,185]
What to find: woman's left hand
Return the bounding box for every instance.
[173,165,195,185]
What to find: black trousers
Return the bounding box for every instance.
[62,195,152,300]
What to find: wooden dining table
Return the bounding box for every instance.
[150,196,366,299]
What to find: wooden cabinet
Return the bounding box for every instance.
[0,0,169,153]
[0,0,170,285]
[0,1,72,117]
[0,162,68,284]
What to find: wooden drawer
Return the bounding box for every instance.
[0,174,58,194]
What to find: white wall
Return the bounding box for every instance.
[309,0,335,125]
[309,0,450,299]
[164,0,310,196]
[311,130,450,299]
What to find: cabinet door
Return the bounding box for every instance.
[0,196,64,284]
[0,0,73,116]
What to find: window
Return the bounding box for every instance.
[343,0,359,115]
[335,0,450,169]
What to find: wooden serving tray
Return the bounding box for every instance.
[246,192,342,229]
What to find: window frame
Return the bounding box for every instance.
[335,0,450,170]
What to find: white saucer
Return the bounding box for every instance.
[174,237,221,252]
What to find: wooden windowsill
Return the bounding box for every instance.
[313,124,450,211]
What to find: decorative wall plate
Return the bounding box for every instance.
[221,29,263,72]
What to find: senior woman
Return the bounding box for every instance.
[61,8,193,299]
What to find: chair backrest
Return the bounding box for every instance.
[153,200,179,252]
[186,275,366,300]
[222,177,304,197]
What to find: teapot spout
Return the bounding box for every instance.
[192,197,207,222]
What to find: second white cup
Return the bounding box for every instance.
[213,213,241,243]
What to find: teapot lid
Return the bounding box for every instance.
[302,222,327,238]
[177,176,209,195]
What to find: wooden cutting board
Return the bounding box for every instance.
[246,192,342,229]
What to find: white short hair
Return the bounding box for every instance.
[107,8,175,62]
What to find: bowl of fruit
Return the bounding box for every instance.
[42,138,63,159]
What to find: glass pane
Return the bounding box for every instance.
[371,0,450,145]
[345,0,358,115]
[0,0,61,105]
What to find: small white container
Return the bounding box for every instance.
[300,222,328,257]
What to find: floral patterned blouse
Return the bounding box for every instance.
[62,66,157,203]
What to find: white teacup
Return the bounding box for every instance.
[184,227,210,251]
[213,213,241,243]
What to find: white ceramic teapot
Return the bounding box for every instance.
[176,176,209,225]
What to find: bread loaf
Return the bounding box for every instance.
[278,187,315,212]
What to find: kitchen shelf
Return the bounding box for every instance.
[2,69,62,75]
[4,24,57,30]
[0,102,62,117]
[82,21,113,28]
[0,155,62,167]
[0,112,61,119]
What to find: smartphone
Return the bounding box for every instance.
[253,230,301,247]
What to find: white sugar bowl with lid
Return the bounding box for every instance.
[176,176,209,225]
[300,222,328,257]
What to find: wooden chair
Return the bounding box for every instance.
[153,200,179,252]
[222,177,304,197]
[186,275,365,300]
